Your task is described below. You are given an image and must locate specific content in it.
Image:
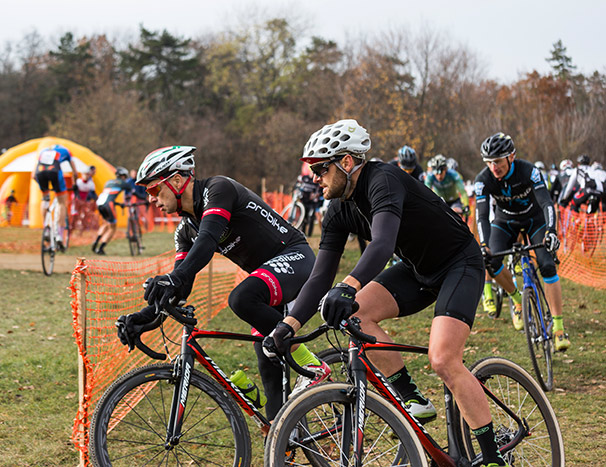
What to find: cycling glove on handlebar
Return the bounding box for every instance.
[262,321,295,364]
[319,282,357,329]
[116,305,160,350]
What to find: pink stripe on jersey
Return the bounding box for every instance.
[250,327,263,337]
[175,252,187,261]
[250,268,283,306]
[202,207,231,221]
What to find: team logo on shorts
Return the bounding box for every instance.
[267,261,294,274]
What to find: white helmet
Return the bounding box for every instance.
[136,146,196,185]
[301,119,371,163]
[559,159,573,171]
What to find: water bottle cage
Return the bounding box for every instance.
[240,383,263,408]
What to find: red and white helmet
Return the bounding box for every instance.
[136,146,195,185]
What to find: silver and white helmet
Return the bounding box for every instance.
[301,119,371,163]
[136,146,196,185]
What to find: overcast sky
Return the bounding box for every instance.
[2,0,604,83]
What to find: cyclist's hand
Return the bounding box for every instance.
[116,305,157,350]
[262,321,294,364]
[143,270,190,308]
[462,205,470,217]
[480,244,492,267]
[72,184,79,197]
[319,282,357,329]
[544,230,560,253]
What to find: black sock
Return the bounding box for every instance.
[472,421,507,466]
[92,235,101,251]
[98,242,106,253]
[387,366,427,404]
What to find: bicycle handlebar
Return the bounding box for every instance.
[130,303,198,360]
[283,315,377,379]
[490,242,560,265]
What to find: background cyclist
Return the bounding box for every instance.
[92,167,132,255]
[559,154,603,213]
[475,132,570,352]
[424,154,470,219]
[33,143,79,248]
[264,119,510,467]
[117,146,328,421]
[392,144,425,181]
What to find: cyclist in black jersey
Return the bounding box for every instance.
[115,146,327,420]
[390,144,425,181]
[262,119,509,467]
[475,132,570,351]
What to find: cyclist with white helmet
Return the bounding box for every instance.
[115,146,327,421]
[92,166,132,254]
[393,145,425,181]
[425,154,470,218]
[263,119,510,467]
[475,132,570,351]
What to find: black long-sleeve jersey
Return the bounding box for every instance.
[474,159,556,246]
[289,160,474,325]
[173,177,307,278]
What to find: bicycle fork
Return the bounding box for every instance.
[165,329,195,448]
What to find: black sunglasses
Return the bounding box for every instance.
[309,156,345,177]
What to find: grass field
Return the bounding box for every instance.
[0,228,605,465]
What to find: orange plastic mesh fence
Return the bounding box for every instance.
[557,206,606,287]
[69,252,247,465]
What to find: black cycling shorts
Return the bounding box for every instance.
[488,215,557,279]
[35,169,67,194]
[228,242,315,336]
[373,240,483,328]
[97,203,116,224]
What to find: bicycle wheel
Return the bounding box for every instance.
[90,364,252,467]
[265,382,427,467]
[455,357,564,466]
[41,226,55,276]
[127,217,142,256]
[62,214,70,250]
[491,281,504,318]
[523,287,554,391]
[281,202,305,230]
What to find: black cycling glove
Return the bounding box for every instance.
[143,270,192,308]
[262,321,295,365]
[544,230,560,253]
[319,282,357,329]
[116,305,158,350]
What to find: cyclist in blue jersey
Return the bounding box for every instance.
[34,144,79,246]
[475,132,570,351]
[92,167,133,255]
[425,154,470,218]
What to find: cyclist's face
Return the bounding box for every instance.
[435,168,447,181]
[485,154,513,179]
[311,158,346,200]
[146,176,177,213]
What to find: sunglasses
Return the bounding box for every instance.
[309,156,345,177]
[145,177,168,197]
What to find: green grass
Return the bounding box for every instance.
[0,235,605,465]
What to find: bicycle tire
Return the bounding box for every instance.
[127,217,142,256]
[281,202,305,230]
[265,382,428,467]
[41,226,55,276]
[523,287,554,391]
[491,281,504,318]
[316,348,349,383]
[89,363,252,467]
[455,357,564,466]
[62,213,71,250]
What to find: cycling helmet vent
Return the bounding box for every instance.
[481,132,515,160]
[301,119,371,163]
[136,145,196,185]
